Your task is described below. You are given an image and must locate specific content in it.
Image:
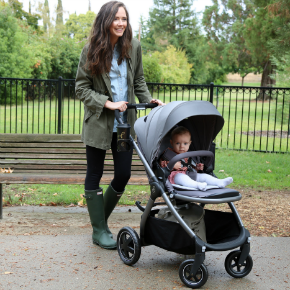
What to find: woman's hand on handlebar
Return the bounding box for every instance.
[104,100,128,112]
[150,98,165,106]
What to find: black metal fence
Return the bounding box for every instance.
[1,77,289,153]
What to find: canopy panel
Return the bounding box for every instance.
[134,101,224,166]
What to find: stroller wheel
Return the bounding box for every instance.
[179,259,208,289]
[225,250,253,278]
[117,227,141,266]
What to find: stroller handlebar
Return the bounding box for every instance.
[114,103,158,124]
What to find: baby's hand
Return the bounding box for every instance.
[196,163,204,171]
[173,161,182,170]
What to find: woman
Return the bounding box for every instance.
[75,1,163,250]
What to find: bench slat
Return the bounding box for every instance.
[0,133,82,142]
[0,148,87,154]
[0,173,148,185]
[0,164,146,171]
[0,160,144,166]
[2,169,147,175]
[0,142,85,148]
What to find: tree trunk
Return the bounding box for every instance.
[257,60,276,101]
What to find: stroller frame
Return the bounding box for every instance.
[116,102,252,289]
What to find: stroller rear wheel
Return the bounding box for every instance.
[117,227,141,266]
[179,259,208,289]
[224,250,253,278]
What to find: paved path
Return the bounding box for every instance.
[0,206,289,290]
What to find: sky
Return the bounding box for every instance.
[21,0,213,34]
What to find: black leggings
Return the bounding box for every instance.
[85,133,133,192]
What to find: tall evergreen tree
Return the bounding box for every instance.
[149,0,198,47]
[56,0,63,26]
[43,0,50,33]
[147,0,205,83]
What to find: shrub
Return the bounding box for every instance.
[142,54,162,83]
[153,45,192,84]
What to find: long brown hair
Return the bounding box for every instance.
[87,1,132,76]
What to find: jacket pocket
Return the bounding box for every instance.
[84,108,94,122]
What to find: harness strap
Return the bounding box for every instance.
[161,148,197,169]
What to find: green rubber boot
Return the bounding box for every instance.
[84,188,116,249]
[103,183,124,238]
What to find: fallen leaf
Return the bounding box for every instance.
[267,169,272,173]
[78,199,84,206]
[219,170,224,173]
[50,202,57,206]
[53,193,58,196]
[266,161,270,164]
[68,203,75,207]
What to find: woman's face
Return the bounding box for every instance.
[109,7,127,43]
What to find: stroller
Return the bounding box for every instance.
[115,101,253,289]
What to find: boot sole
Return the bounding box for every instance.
[93,239,117,250]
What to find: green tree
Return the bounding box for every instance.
[43,0,50,33]
[202,0,260,86]
[0,4,33,79]
[137,15,160,53]
[56,0,63,26]
[8,0,40,31]
[64,11,96,41]
[147,0,205,83]
[267,0,290,58]
[242,0,277,95]
[153,45,192,83]
[47,35,85,79]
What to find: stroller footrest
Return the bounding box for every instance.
[175,188,240,199]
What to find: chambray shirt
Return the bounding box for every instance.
[109,46,128,132]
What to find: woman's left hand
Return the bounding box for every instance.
[150,99,165,106]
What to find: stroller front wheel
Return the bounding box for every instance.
[117,227,141,266]
[224,250,253,278]
[179,259,208,289]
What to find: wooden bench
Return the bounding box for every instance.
[0,133,148,219]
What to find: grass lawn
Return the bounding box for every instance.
[2,149,289,207]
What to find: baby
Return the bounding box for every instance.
[160,126,233,191]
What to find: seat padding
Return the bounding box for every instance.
[174,188,240,199]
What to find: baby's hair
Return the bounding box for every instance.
[171,126,191,140]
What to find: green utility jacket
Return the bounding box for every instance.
[75,38,152,150]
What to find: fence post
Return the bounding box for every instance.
[0,184,2,219]
[57,76,63,134]
[210,82,214,104]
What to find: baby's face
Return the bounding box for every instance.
[170,133,191,154]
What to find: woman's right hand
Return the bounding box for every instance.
[104,100,128,112]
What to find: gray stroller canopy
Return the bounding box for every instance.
[134,101,224,167]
